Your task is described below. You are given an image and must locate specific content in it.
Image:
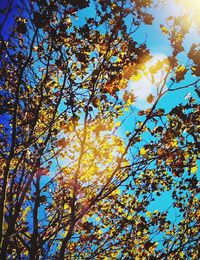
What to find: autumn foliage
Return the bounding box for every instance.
[0,0,199,258]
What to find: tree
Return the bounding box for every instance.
[0,0,199,258]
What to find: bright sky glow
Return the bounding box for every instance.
[175,0,200,32]
[127,54,169,109]
[178,0,200,12]
[182,1,200,37]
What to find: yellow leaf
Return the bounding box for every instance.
[115,189,121,195]
[98,229,102,235]
[171,139,178,148]
[140,147,147,155]
[184,152,190,160]
[24,250,29,256]
[146,211,151,217]
[130,72,142,81]
[96,217,100,222]
[175,65,187,82]
[38,138,43,144]
[160,25,169,35]
[191,166,198,173]
[64,204,68,210]
[118,207,122,213]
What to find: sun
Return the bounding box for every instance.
[177,0,200,10]
[176,0,200,21]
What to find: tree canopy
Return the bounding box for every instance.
[0,0,199,258]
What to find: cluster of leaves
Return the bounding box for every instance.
[0,0,199,259]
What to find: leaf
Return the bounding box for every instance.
[144,240,155,250]
[123,91,136,104]
[143,14,154,25]
[153,126,163,134]
[149,60,165,75]
[96,217,100,222]
[146,94,155,104]
[97,229,102,235]
[123,92,129,102]
[160,25,169,35]
[33,12,47,28]
[126,131,131,137]
[17,21,27,34]
[146,211,151,217]
[171,139,178,148]
[77,53,86,63]
[130,72,142,81]
[39,195,47,203]
[188,43,200,65]
[38,168,49,176]
[191,166,198,174]
[140,147,148,155]
[175,65,187,82]
[123,64,134,79]
[57,138,68,148]
[64,204,69,210]
[191,65,200,76]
